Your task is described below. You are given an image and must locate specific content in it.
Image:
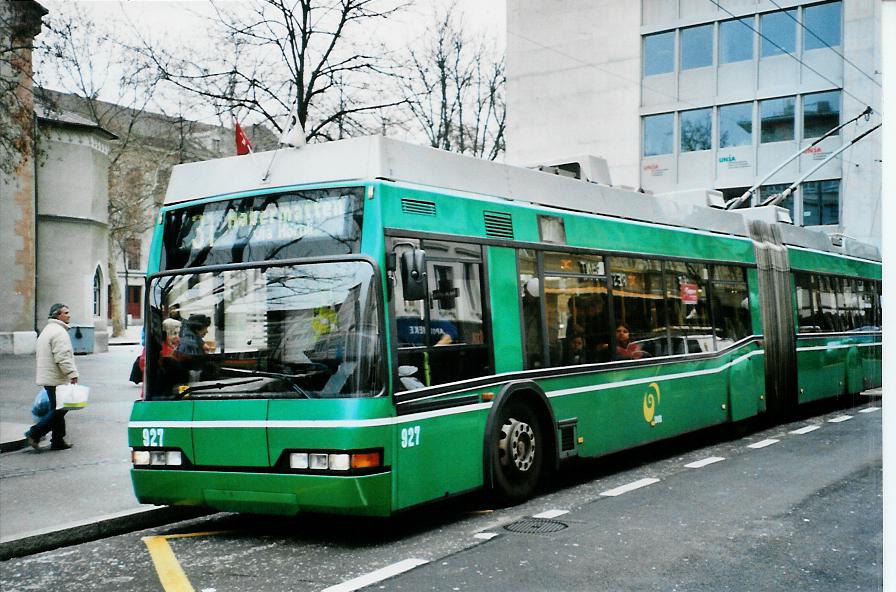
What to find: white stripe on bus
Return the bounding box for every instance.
[546,348,764,398]
[796,341,881,352]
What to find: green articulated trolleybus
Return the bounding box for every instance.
[129,136,882,516]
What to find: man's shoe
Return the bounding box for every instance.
[50,441,73,450]
[25,434,40,450]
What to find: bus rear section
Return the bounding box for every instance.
[129,254,399,516]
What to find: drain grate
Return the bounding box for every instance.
[503,518,568,534]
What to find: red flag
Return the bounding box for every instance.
[235,121,253,155]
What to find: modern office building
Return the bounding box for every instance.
[506,0,881,247]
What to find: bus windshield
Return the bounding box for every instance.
[144,260,382,400]
[162,187,364,270]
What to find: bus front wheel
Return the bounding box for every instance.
[491,400,544,504]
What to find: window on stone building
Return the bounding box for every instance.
[681,24,713,70]
[804,1,841,50]
[720,17,754,64]
[803,90,840,138]
[761,9,797,57]
[680,108,712,152]
[93,267,102,317]
[643,113,674,156]
[719,102,753,148]
[760,96,795,142]
[644,31,675,76]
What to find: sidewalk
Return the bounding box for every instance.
[0,342,205,559]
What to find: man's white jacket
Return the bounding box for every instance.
[35,319,79,386]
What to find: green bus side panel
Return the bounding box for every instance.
[376,185,754,264]
[540,357,733,457]
[861,343,883,389]
[131,469,392,516]
[728,349,766,421]
[565,217,755,263]
[129,401,194,459]
[488,246,523,374]
[393,407,488,510]
[789,248,881,279]
[192,400,269,466]
[793,335,881,403]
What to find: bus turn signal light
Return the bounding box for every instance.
[351,452,382,469]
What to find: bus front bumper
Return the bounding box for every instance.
[130,469,393,517]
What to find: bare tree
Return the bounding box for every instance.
[0,0,45,176]
[136,0,407,143]
[34,5,188,336]
[400,2,505,160]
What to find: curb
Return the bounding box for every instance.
[0,506,213,560]
[0,438,26,453]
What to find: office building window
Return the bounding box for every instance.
[643,113,674,156]
[804,1,841,50]
[680,108,712,152]
[760,184,794,218]
[760,96,795,142]
[803,90,840,138]
[802,179,840,225]
[761,9,797,57]
[681,24,713,70]
[719,102,753,148]
[644,31,675,76]
[720,17,753,64]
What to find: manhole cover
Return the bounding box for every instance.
[503,517,568,534]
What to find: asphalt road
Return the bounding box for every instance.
[0,396,881,592]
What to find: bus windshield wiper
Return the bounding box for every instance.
[179,377,264,397]
[223,366,322,398]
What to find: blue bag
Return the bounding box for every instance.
[31,388,51,422]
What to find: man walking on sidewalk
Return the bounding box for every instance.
[26,303,79,451]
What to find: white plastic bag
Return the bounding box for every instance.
[55,384,89,410]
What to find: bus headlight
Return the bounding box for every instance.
[283,450,383,472]
[132,449,184,467]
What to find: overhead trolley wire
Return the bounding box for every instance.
[766,0,881,88]
[707,0,875,109]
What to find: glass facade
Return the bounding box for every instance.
[804,1,842,50]
[760,96,795,143]
[761,9,797,57]
[644,31,675,76]
[643,113,674,156]
[681,24,713,70]
[719,17,754,64]
[635,4,857,231]
[680,108,711,152]
[803,90,840,138]
[718,102,753,148]
[802,179,840,225]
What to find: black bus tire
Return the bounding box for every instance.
[490,399,544,504]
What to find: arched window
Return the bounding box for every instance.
[93,266,103,317]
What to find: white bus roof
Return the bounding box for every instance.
[164,135,879,262]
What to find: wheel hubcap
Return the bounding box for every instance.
[498,417,536,472]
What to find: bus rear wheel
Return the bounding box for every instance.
[491,400,544,504]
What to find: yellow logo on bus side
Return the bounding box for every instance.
[643,382,662,426]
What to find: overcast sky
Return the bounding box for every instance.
[37,0,506,125]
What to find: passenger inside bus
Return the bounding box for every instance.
[567,295,611,362]
[615,322,646,360]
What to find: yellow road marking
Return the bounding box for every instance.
[143,531,230,592]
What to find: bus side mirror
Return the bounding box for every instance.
[400,249,427,301]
